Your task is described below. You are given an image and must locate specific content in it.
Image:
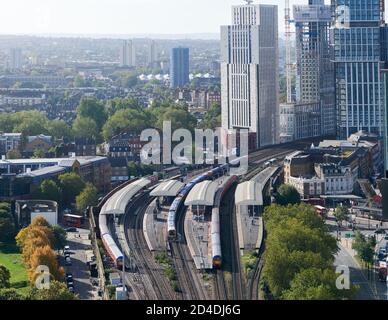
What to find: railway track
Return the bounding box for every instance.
[124,193,175,300]
[170,205,207,300]
[247,233,266,300]
[213,269,228,300]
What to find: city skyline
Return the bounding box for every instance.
[0,0,336,37]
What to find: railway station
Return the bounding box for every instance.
[101,178,151,215]
[185,180,220,215]
[150,179,185,205]
[184,179,223,270]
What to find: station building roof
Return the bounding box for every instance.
[101,178,151,215]
[150,180,184,197]
[235,181,263,206]
[185,180,219,206]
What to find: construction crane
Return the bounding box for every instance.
[285,0,293,104]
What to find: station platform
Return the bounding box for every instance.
[184,207,213,270]
[143,200,168,252]
[235,166,278,252]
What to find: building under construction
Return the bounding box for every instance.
[280,0,335,143]
[293,0,335,137]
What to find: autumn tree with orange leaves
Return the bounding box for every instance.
[16,216,65,284]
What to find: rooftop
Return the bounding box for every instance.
[235,181,263,206]
[150,180,184,197]
[185,180,219,206]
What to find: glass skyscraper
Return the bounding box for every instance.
[170,47,190,89]
[332,0,387,139]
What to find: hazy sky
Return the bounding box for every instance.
[0,0,331,36]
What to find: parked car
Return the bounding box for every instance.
[65,257,72,266]
[66,227,77,232]
[66,273,73,282]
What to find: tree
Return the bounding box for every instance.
[37,180,61,204]
[76,183,98,214]
[352,231,375,268]
[102,108,151,141]
[52,225,67,251]
[58,173,86,205]
[282,268,356,300]
[333,205,350,227]
[32,148,46,159]
[28,245,64,283]
[46,120,73,140]
[200,103,221,129]
[0,216,15,242]
[28,280,77,300]
[6,149,21,160]
[72,116,99,139]
[275,184,301,206]
[263,203,338,299]
[76,97,107,131]
[0,288,25,300]
[0,265,11,289]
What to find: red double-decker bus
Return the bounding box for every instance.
[63,214,84,228]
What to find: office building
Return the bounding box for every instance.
[294,0,335,136]
[170,47,190,88]
[147,40,158,67]
[119,40,136,67]
[221,2,279,149]
[9,48,22,70]
[332,0,387,139]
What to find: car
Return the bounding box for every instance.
[68,286,74,293]
[66,273,73,281]
[375,229,386,234]
[384,235,388,240]
[66,227,77,232]
[67,281,74,288]
[64,245,70,251]
[65,257,72,266]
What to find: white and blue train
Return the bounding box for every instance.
[167,163,230,240]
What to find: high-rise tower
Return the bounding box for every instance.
[221,1,279,149]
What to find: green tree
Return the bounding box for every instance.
[0,215,15,242]
[37,180,61,204]
[102,108,151,141]
[28,280,78,300]
[76,183,98,213]
[46,120,73,140]
[32,148,45,159]
[352,231,375,268]
[333,205,350,227]
[263,203,338,299]
[282,267,357,300]
[6,149,21,160]
[72,116,99,139]
[76,97,107,131]
[58,173,86,206]
[275,184,301,206]
[0,288,25,300]
[200,103,221,129]
[52,225,67,251]
[0,265,11,289]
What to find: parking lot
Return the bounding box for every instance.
[62,228,101,300]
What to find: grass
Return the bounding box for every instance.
[0,241,29,293]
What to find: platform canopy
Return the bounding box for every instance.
[101,178,151,215]
[185,180,219,206]
[150,180,184,197]
[235,181,263,206]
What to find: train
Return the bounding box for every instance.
[167,163,230,240]
[98,213,124,269]
[211,175,238,269]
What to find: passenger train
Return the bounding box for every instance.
[167,163,230,239]
[211,175,238,268]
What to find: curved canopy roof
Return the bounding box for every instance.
[150,180,184,197]
[235,181,263,206]
[185,180,219,206]
[101,178,151,215]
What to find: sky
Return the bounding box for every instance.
[0,0,323,37]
